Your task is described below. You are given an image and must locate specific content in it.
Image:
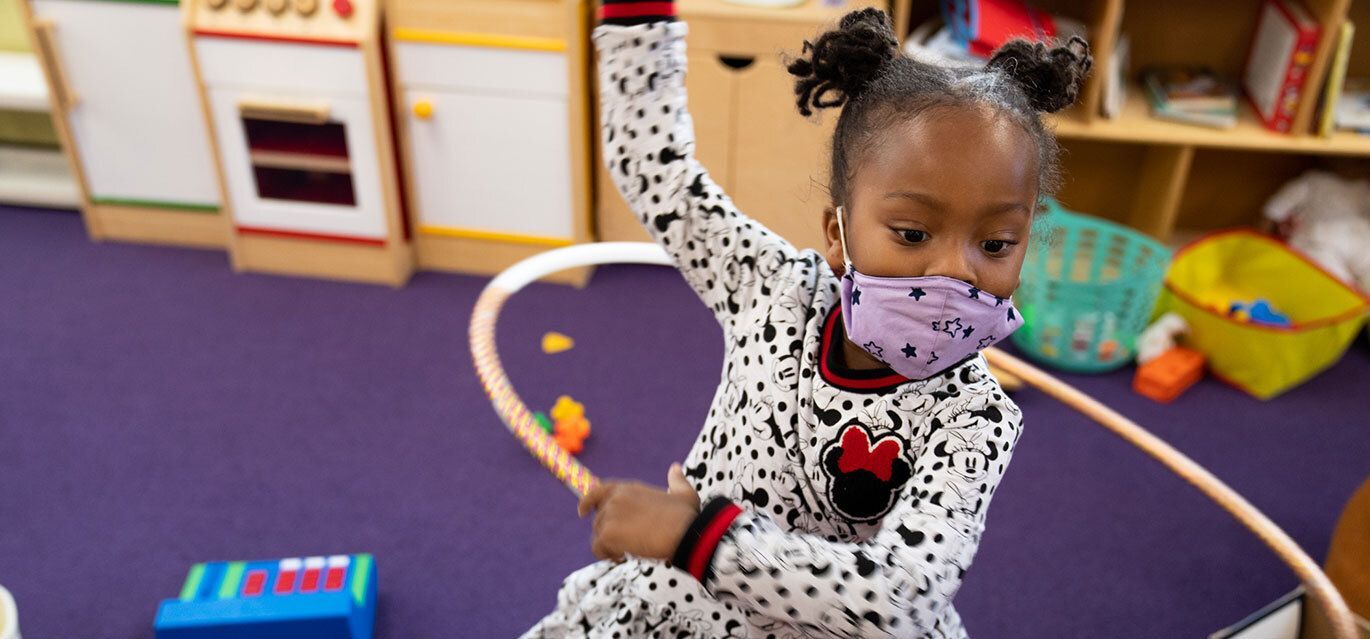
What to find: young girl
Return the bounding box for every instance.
[527,3,1090,637]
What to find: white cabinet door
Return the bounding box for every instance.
[405,88,573,241]
[31,0,220,209]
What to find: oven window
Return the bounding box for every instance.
[242,117,355,206]
[243,118,349,158]
[252,166,356,206]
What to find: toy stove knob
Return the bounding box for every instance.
[331,0,352,17]
[234,0,257,12]
[295,0,317,15]
[206,0,229,10]
[266,0,288,14]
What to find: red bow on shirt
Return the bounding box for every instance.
[837,426,902,482]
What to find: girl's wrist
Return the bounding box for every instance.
[670,496,743,582]
[599,0,676,26]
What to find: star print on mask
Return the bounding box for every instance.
[1007,308,1017,322]
[851,286,862,305]
[932,318,964,338]
[901,343,917,358]
[961,326,975,339]
[994,295,1005,306]
[863,341,885,361]
[967,287,981,299]
[977,335,997,349]
[927,351,939,366]
[908,287,926,301]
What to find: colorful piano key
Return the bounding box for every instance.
[154,553,376,639]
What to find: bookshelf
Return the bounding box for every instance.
[888,0,1370,242]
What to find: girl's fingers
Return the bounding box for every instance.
[592,536,622,562]
[667,463,700,508]
[579,483,614,518]
[592,505,607,537]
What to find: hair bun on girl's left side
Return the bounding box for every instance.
[985,35,1093,114]
[787,8,900,117]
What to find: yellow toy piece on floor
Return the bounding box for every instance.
[541,332,575,354]
[550,396,584,422]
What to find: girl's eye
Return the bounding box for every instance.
[899,229,928,244]
[982,239,1013,255]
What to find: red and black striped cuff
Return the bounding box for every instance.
[599,0,676,25]
[671,496,743,583]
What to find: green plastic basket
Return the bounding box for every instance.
[1010,200,1172,373]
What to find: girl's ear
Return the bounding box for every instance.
[822,206,846,277]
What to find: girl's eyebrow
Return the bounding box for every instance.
[883,191,943,207]
[983,202,1032,216]
[884,191,1030,216]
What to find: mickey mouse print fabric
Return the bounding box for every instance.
[522,19,1024,639]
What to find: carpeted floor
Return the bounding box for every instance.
[1,205,1366,638]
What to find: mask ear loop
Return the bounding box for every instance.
[835,205,854,272]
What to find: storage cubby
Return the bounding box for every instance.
[1175,150,1319,232]
[887,0,1370,243]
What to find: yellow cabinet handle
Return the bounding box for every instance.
[412,99,433,120]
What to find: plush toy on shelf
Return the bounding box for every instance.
[1264,170,1370,294]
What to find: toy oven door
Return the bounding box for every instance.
[208,90,387,241]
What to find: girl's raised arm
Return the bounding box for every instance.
[595,4,808,329]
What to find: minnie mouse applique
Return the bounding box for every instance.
[821,423,913,523]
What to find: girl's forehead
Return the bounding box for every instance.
[856,110,1039,205]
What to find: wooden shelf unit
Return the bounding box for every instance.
[890,0,1370,242]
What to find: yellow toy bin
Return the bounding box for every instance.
[1157,230,1369,400]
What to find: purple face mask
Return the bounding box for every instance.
[836,206,1024,380]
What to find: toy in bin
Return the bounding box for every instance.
[1228,299,1292,327]
[154,554,376,639]
[1157,230,1370,399]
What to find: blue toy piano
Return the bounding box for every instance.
[154,554,376,639]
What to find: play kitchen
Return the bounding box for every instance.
[14,0,638,286]
[185,0,413,285]
[386,0,594,284]
[21,0,224,248]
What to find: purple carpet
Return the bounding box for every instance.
[1,205,1366,638]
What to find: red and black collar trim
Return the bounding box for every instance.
[819,305,913,394]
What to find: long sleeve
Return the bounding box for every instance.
[594,21,807,330]
[681,378,1024,637]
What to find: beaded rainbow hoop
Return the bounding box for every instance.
[469,242,1357,639]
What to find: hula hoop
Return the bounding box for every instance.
[469,242,1357,639]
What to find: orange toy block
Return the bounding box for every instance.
[555,415,591,440]
[1134,347,1206,403]
[553,430,585,455]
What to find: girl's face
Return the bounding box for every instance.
[823,105,1039,300]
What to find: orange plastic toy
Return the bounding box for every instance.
[1134,347,1206,403]
[549,396,591,453]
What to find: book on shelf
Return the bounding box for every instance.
[1242,0,1321,133]
[1101,34,1130,120]
[1334,78,1370,133]
[1142,67,1238,129]
[1318,21,1355,137]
